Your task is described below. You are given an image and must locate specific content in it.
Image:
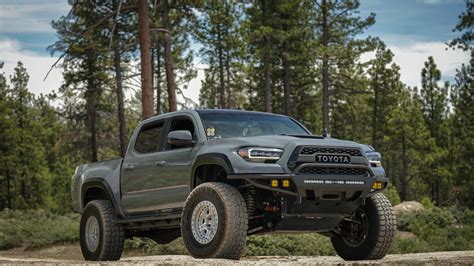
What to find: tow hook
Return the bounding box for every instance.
[264,203,280,213]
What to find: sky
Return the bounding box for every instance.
[0,0,471,104]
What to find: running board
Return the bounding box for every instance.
[115,213,181,224]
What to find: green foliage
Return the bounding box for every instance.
[448,0,473,51]
[385,185,401,206]
[451,51,474,208]
[0,209,79,250]
[124,237,188,255]
[397,207,454,232]
[421,197,434,209]
[395,207,474,252]
[245,234,335,256]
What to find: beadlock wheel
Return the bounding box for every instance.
[191,200,219,244]
[181,182,248,259]
[85,216,100,252]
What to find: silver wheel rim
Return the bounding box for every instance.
[85,216,100,252]
[191,200,219,244]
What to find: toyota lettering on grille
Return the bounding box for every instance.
[315,154,351,164]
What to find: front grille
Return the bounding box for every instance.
[297,166,368,176]
[300,147,362,157]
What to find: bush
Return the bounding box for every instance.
[395,207,474,252]
[0,209,80,250]
[245,233,335,256]
[385,184,401,206]
[124,233,336,256]
[124,237,188,255]
[397,207,454,232]
[389,236,431,254]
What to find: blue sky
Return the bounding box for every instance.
[0,0,470,101]
[360,0,466,44]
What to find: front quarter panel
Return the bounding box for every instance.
[72,159,124,217]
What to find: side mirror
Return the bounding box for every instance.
[167,130,195,147]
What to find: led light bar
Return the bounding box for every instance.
[304,179,365,185]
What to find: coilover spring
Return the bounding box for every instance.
[243,186,256,216]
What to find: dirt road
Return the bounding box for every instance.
[0,245,473,265]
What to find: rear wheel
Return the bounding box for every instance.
[80,200,124,261]
[331,193,396,260]
[181,182,248,259]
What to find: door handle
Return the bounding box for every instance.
[124,164,134,170]
[155,161,166,167]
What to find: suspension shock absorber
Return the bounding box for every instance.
[243,186,257,217]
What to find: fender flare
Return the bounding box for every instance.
[190,153,234,188]
[81,178,122,216]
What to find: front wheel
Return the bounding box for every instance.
[181,182,248,260]
[80,200,124,261]
[331,193,396,260]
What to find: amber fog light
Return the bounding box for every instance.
[282,180,290,188]
[372,181,383,190]
[271,179,279,187]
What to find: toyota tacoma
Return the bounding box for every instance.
[71,109,395,261]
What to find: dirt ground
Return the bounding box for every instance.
[0,245,473,265]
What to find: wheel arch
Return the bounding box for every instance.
[191,153,234,189]
[81,178,121,216]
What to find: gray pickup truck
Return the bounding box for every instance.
[71,109,395,261]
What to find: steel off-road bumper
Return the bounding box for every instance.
[228,172,389,232]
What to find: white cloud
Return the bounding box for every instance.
[0,2,69,33]
[0,39,63,96]
[361,41,470,87]
[179,65,204,106]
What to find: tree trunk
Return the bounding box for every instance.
[224,2,232,109]
[161,0,177,112]
[138,0,154,119]
[6,169,11,209]
[156,44,162,115]
[372,81,379,150]
[113,34,127,157]
[225,49,232,109]
[217,27,226,109]
[86,78,98,162]
[262,0,271,112]
[400,133,408,201]
[321,0,330,133]
[283,42,292,116]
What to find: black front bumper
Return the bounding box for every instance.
[230,173,389,232]
[228,173,388,216]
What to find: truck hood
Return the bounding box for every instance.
[208,135,363,150]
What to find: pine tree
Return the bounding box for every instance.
[196,0,245,109]
[368,42,402,150]
[452,51,474,207]
[311,0,376,134]
[244,0,279,112]
[384,87,435,201]
[448,0,473,51]
[419,56,451,205]
[4,62,52,209]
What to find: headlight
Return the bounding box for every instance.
[238,147,284,162]
[366,151,382,167]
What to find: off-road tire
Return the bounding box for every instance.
[181,182,248,260]
[80,200,125,261]
[331,193,396,260]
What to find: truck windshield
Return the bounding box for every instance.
[199,112,310,139]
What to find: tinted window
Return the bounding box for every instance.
[134,122,164,153]
[199,112,309,139]
[166,117,196,150]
